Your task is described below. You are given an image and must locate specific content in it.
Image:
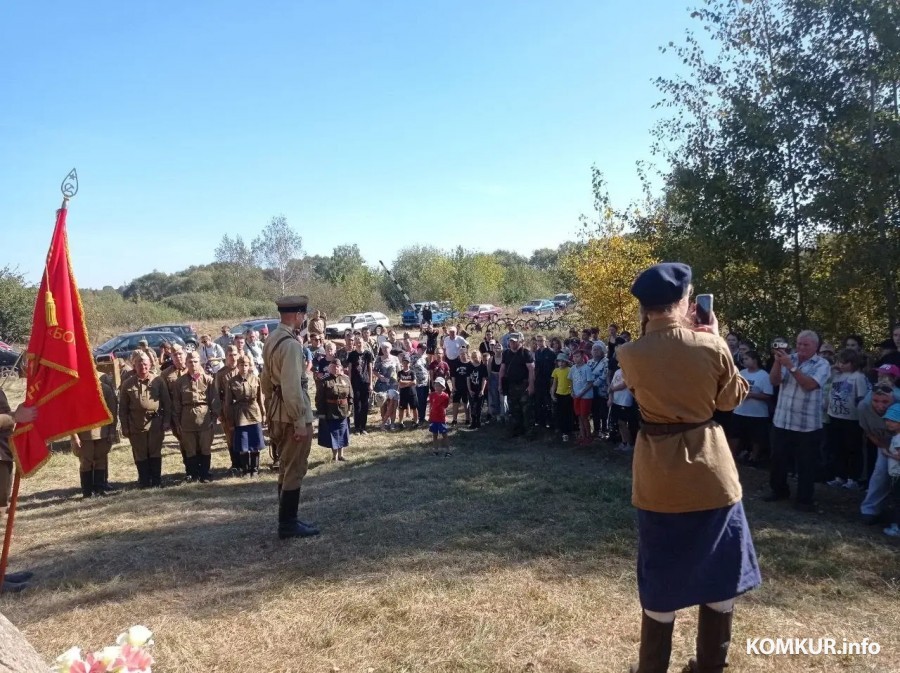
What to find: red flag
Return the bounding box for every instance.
[11,205,112,476]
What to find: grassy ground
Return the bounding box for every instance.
[1,378,898,672]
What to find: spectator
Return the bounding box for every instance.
[825,349,869,489]
[199,334,225,374]
[569,349,594,446]
[359,327,375,353]
[609,365,635,452]
[488,341,507,422]
[588,343,609,438]
[500,333,535,437]
[501,324,516,350]
[479,330,495,354]
[428,378,451,456]
[397,354,418,428]
[308,333,325,356]
[881,403,900,537]
[818,342,836,366]
[533,335,556,431]
[726,332,741,366]
[233,335,249,368]
[316,359,353,462]
[259,324,269,342]
[428,347,451,392]
[450,348,472,426]
[550,352,573,442]
[224,354,265,477]
[374,342,400,430]
[727,350,772,466]
[215,326,233,350]
[579,329,594,355]
[467,351,488,429]
[336,330,353,365]
[387,328,400,354]
[374,324,388,351]
[875,326,900,367]
[443,325,468,372]
[346,336,374,435]
[421,322,439,355]
[245,330,264,373]
[308,310,327,338]
[606,323,619,357]
[842,334,864,352]
[858,385,896,525]
[421,303,433,325]
[549,336,563,355]
[766,330,832,511]
[412,343,430,427]
[159,342,174,371]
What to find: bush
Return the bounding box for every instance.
[81,290,184,343]
[160,293,273,320]
[0,267,37,344]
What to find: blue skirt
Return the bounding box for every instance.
[637,500,761,612]
[318,417,350,450]
[233,424,265,453]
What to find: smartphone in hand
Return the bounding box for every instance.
[695,294,714,326]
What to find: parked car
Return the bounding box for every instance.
[230,318,281,338]
[0,348,24,376]
[463,304,503,321]
[519,299,555,315]
[141,323,199,349]
[401,302,455,327]
[325,313,381,339]
[93,331,186,363]
[552,293,576,309]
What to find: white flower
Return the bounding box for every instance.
[53,646,83,672]
[95,645,123,666]
[116,625,154,648]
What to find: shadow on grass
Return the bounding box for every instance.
[4,425,898,625]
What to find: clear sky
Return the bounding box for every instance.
[1,1,695,289]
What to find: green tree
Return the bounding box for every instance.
[0,267,36,343]
[251,215,304,296]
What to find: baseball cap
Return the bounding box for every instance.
[401,354,411,362]
[819,342,835,354]
[884,403,900,422]
[556,352,570,362]
[508,332,522,342]
[877,364,900,379]
[434,377,446,388]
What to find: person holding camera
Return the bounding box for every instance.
[765,331,832,511]
[616,263,759,673]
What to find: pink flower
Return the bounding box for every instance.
[119,644,154,672]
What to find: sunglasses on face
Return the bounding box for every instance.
[873,385,894,395]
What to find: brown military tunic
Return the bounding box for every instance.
[215,364,239,451]
[75,375,119,472]
[161,365,187,435]
[138,346,162,374]
[225,373,265,427]
[119,375,170,462]
[0,390,15,508]
[172,372,220,457]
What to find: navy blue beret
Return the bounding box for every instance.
[631,263,692,306]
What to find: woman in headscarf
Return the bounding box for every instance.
[616,263,760,673]
[224,354,266,476]
[316,359,353,461]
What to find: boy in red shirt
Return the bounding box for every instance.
[429,377,451,456]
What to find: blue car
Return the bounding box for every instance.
[519,299,555,315]
[402,302,455,327]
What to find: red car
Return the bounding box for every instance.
[463,304,503,321]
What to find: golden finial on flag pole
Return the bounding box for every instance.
[45,168,78,327]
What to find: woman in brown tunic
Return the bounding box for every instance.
[224,355,266,477]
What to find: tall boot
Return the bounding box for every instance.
[277,489,320,539]
[93,469,118,496]
[629,612,674,673]
[199,454,213,483]
[135,461,151,488]
[79,471,94,498]
[250,452,260,476]
[148,457,163,488]
[184,455,198,483]
[683,605,733,673]
[239,452,250,476]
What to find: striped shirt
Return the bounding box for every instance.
[772,354,832,432]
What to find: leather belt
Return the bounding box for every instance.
[640,419,714,436]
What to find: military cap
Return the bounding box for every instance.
[275,295,309,313]
[631,262,692,306]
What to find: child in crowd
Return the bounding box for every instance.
[467,351,488,429]
[609,366,635,452]
[397,354,418,428]
[450,348,472,426]
[882,403,900,538]
[826,348,869,489]
[429,378,451,456]
[550,352,573,442]
[569,349,594,445]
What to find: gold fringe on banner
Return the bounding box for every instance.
[45,290,58,327]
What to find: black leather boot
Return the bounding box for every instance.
[93,469,118,496]
[79,471,94,498]
[277,489,320,539]
[250,452,260,476]
[135,460,150,488]
[629,612,674,673]
[199,454,213,483]
[184,455,198,483]
[148,457,163,487]
[239,452,250,476]
[683,605,733,673]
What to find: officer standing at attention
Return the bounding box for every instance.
[215,345,241,474]
[261,295,319,539]
[161,344,189,473]
[172,351,220,483]
[136,338,161,374]
[616,263,760,673]
[72,370,120,497]
[119,352,170,487]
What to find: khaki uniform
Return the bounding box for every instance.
[75,376,119,472]
[161,365,187,437]
[308,317,326,337]
[119,375,170,462]
[0,390,15,508]
[215,365,239,453]
[138,346,162,374]
[261,323,314,490]
[172,373,219,457]
[225,374,265,427]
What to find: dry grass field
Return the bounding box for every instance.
[1,377,898,672]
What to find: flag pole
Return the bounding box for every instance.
[0,169,78,595]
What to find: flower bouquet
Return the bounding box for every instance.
[53,625,154,673]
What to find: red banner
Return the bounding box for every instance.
[11,206,112,476]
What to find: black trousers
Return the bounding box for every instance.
[416,385,429,423]
[770,426,823,505]
[825,417,864,482]
[469,393,484,427]
[555,394,573,434]
[534,381,553,428]
[352,382,371,431]
[592,395,608,434]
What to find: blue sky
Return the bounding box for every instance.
[1,1,695,289]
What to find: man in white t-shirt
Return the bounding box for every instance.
[443,326,468,372]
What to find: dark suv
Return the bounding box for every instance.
[93,331,186,362]
[141,324,199,349]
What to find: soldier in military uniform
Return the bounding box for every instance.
[136,338,161,374]
[161,344,188,471]
[261,295,320,539]
[215,345,241,473]
[72,371,119,497]
[0,389,37,593]
[119,352,170,487]
[172,351,220,483]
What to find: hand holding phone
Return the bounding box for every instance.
[695,294,714,326]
